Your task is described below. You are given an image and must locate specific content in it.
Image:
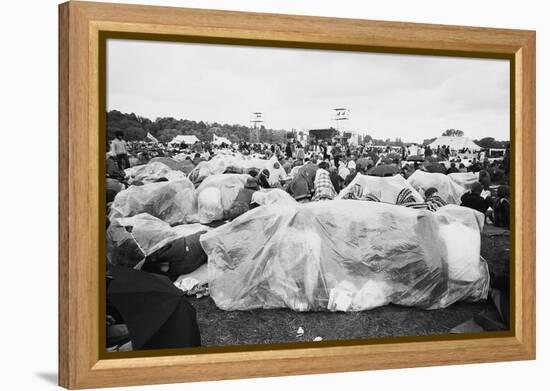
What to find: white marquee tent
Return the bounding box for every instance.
[429,136,481,151]
[169,135,200,145]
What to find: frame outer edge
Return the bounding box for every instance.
[522,31,536,358]
[58,2,71,388]
[59,2,536,388]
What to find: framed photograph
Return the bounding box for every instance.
[59,1,535,389]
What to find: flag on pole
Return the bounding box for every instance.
[146,132,158,143]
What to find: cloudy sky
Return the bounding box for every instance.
[107,39,510,143]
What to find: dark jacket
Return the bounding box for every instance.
[329,172,341,194]
[460,192,492,214]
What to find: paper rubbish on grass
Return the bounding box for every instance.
[200,200,489,312]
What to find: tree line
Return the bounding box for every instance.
[107,110,287,145]
[107,111,509,149]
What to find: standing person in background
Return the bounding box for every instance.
[332,143,342,169]
[111,131,130,170]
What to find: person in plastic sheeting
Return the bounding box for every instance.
[225,177,260,220]
[312,162,337,201]
[460,181,493,214]
[110,131,131,170]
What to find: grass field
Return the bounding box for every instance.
[188,226,510,347]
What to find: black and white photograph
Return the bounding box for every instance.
[104,38,511,352]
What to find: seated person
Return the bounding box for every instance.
[460,181,493,214]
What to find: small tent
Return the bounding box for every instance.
[169,135,200,146]
[429,136,481,151]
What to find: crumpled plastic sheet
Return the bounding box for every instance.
[197,174,250,210]
[149,157,195,175]
[124,162,187,184]
[106,213,211,270]
[336,173,423,204]
[407,170,467,204]
[448,172,479,191]
[109,179,198,225]
[251,188,297,206]
[200,200,489,312]
[188,155,286,185]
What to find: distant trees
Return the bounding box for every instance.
[106,110,287,144]
[441,129,464,137]
[475,137,509,149]
[442,129,464,137]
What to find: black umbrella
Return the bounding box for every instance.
[367,164,400,177]
[107,266,201,350]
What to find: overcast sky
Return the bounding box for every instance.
[107,39,510,143]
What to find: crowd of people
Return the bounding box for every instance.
[107,131,510,228]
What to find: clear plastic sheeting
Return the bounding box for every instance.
[125,162,187,184]
[407,170,466,204]
[109,179,197,225]
[149,157,195,175]
[336,173,423,204]
[195,174,251,223]
[251,188,297,206]
[448,172,479,191]
[201,201,489,312]
[106,213,211,271]
[197,187,224,224]
[188,155,286,185]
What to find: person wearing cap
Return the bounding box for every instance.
[226,177,259,220]
[460,181,493,214]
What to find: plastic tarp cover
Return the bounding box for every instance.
[189,155,286,186]
[149,157,195,175]
[109,179,198,225]
[336,173,423,204]
[407,170,466,204]
[195,174,251,223]
[251,188,297,206]
[107,213,210,272]
[200,200,489,312]
[125,162,187,184]
[448,172,479,190]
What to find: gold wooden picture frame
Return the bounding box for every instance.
[59,1,535,389]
